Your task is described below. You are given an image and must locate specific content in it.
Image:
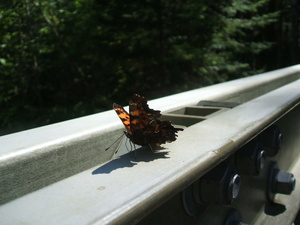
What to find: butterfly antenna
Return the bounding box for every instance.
[105,133,124,151]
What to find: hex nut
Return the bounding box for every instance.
[273,170,296,194]
[268,161,296,201]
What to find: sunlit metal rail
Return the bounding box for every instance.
[1,65,300,224]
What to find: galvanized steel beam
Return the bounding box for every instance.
[1,65,300,224]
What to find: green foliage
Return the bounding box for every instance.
[0,0,292,135]
[202,0,280,82]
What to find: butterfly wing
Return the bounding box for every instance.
[114,94,184,149]
[113,103,131,133]
[130,94,184,148]
[129,94,161,131]
[155,120,184,143]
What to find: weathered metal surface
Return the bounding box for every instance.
[0,65,300,224]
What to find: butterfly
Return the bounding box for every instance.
[113,94,183,150]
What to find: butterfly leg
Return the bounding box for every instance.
[127,141,138,158]
[148,144,156,153]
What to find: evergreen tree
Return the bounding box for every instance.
[201,0,279,83]
[0,0,294,135]
[0,0,229,134]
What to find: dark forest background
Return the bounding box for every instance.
[0,0,299,135]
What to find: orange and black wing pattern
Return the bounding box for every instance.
[129,94,161,133]
[113,103,131,133]
[113,94,183,150]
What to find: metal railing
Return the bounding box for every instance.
[1,65,300,225]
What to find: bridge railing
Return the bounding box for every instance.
[1,65,300,224]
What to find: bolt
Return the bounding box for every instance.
[255,150,266,174]
[182,183,206,216]
[228,174,241,202]
[197,163,240,205]
[268,161,296,201]
[276,132,283,148]
[258,125,283,157]
[235,140,265,176]
[273,169,296,194]
[223,209,249,225]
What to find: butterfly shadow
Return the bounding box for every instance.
[92,146,170,175]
